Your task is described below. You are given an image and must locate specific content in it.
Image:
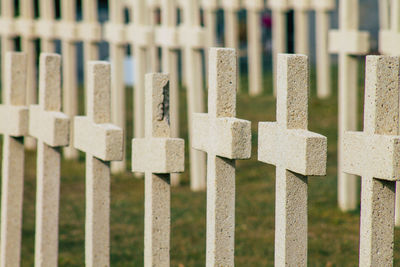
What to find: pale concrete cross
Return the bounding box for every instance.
[79,0,101,94]
[132,73,184,267]
[201,0,219,49]
[329,0,370,212]
[342,56,400,267]
[147,0,161,73]
[379,0,400,228]
[0,0,16,101]
[193,48,252,266]
[312,0,335,99]
[244,0,265,96]
[55,0,79,159]
[104,0,127,173]
[258,54,327,266]
[128,0,154,142]
[74,62,123,267]
[0,52,29,267]
[16,0,38,150]
[380,0,390,30]
[268,0,290,95]
[291,0,311,55]
[29,53,70,267]
[37,0,56,52]
[179,0,207,191]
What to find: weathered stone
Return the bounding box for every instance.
[132,73,184,267]
[258,54,327,267]
[193,48,251,266]
[342,56,400,267]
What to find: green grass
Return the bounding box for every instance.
[2,62,400,266]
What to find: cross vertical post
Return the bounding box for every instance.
[193,48,252,266]
[329,0,370,211]
[258,54,327,266]
[29,54,70,267]
[291,0,311,55]
[37,0,56,52]
[0,52,29,267]
[132,73,184,266]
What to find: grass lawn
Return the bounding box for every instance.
[2,62,400,266]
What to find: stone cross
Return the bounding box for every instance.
[268,0,290,95]
[258,54,327,266]
[179,0,207,191]
[0,52,29,267]
[147,0,161,73]
[244,0,264,96]
[312,0,335,99]
[329,0,370,212]
[342,56,400,267]
[193,48,252,266]
[29,53,70,267]
[79,0,101,94]
[291,0,311,55]
[16,0,37,150]
[380,0,390,30]
[74,62,123,267]
[156,0,181,185]
[56,0,79,159]
[201,0,219,48]
[129,0,153,143]
[0,0,16,101]
[37,0,56,52]
[132,73,184,266]
[104,0,127,173]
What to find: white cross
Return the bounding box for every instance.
[342,56,400,267]
[380,0,400,55]
[36,0,56,52]
[258,54,327,266]
[132,73,184,266]
[329,0,370,212]
[201,0,220,48]
[29,53,70,267]
[290,0,311,55]
[74,62,123,267]
[0,52,29,267]
[104,0,128,173]
[193,48,252,266]
[244,0,265,96]
[179,0,207,191]
[311,0,335,98]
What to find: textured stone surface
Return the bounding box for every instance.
[258,54,327,267]
[0,52,28,267]
[73,62,123,267]
[342,56,400,267]
[29,53,70,267]
[193,48,251,266]
[132,73,184,267]
[329,0,371,212]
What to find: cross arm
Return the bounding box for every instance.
[0,18,17,37]
[221,0,242,10]
[329,30,370,55]
[244,0,265,11]
[311,0,335,11]
[77,21,102,42]
[126,24,154,47]
[290,0,311,10]
[342,132,400,181]
[0,105,29,136]
[258,122,327,176]
[55,21,79,42]
[178,25,206,49]
[15,18,36,39]
[192,114,252,160]
[155,26,180,49]
[29,106,69,147]
[268,0,290,11]
[103,22,127,45]
[74,117,123,161]
[201,0,219,10]
[132,138,184,173]
[35,19,56,40]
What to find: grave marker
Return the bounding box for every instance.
[329,0,370,211]
[0,52,29,267]
[342,55,400,267]
[74,62,123,267]
[291,0,311,55]
[29,54,70,267]
[132,73,184,266]
[180,0,206,191]
[105,0,127,173]
[193,48,252,266]
[258,54,327,266]
[37,0,56,52]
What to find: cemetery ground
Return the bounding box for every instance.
[2,64,400,266]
